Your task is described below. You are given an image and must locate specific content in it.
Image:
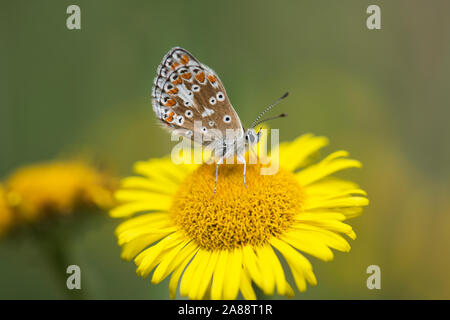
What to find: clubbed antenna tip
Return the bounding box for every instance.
[250,92,290,128]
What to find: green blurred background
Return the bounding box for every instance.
[1,0,449,299]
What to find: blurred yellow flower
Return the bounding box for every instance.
[0,184,14,235]
[110,133,368,299]
[4,160,117,223]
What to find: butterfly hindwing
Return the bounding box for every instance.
[151,47,243,144]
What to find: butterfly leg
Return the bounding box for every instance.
[214,157,224,194]
[237,154,247,188]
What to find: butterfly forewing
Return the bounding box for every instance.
[151,47,243,145]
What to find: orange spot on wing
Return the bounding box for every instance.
[195,72,205,83]
[181,72,192,80]
[165,99,176,107]
[165,111,175,122]
[207,74,217,83]
[168,88,178,95]
[172,78,182,85]
[180,55,189,65]
[171,62,180,70]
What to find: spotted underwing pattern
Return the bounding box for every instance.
[151,47,244,145]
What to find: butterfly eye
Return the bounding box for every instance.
[192,85,200,92]
[185,110,193,118]
[216,92,225,101]
[223,115,232,123]
[209,97,217,105]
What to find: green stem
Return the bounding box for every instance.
[32,224,86,300]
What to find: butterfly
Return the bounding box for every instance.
[151,47,287,192]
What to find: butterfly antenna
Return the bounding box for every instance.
[251,92,289,128]
[252,113,287,128]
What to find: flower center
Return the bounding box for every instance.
[170,162,304,250]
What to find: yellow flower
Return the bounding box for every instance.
[110,133,369,299]
[5,160,117,223]
[0,184,14,235]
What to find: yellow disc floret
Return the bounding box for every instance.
[171,162,304,250]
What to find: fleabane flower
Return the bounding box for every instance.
[110,133,368,299]
[4,160,117,224]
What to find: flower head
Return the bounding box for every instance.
[4,160,117,224]
[110,133,368,299]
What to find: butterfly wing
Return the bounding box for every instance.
[151,47,244,145]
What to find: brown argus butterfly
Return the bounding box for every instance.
[151,47,287,192]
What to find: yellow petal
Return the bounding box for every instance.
[284,281,295,297]
[120,176,175,195]
[115,212,170,235]
[194,250,220,300]
[135,232,183,278]
[291,267,307,292]
[110,201,171,218]
[187,250,213,299]
[242,246,264,289]
[308,189,368,201]
[223,248,242,300]
[121,233,170,261]
[162,241,199,279]
[240,270,256,300]
[292,225,352,251]
[264,245,287,295]
[211,250,229,300]
[296,220,356,239]
[255,246,275,295]
[335,206,364,219]
[304,178,360,195]
[272,134,329,171]
[114,190,173,204]
[118,226,177,246]
[179,249,205,297]
[282,233,334,261]
[151,240,191,284]
[134,159,185,187]
[270,238,317,292]
[296,151,362,186]
[295,212,347,222]
[304,207,364,219]
[169,248,198,299]
[305,196,369,210]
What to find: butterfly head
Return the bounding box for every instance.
[243,92,290,148]
[244,128,261,147]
